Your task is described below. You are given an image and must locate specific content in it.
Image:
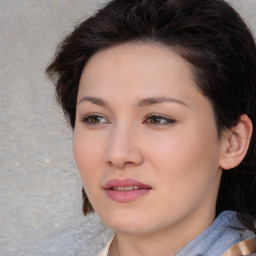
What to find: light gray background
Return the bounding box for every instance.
[0,0,255,254]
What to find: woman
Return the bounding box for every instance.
[46,0,256,255]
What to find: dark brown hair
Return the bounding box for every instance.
[46,0,256,217]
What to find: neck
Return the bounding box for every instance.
[110,235,185,256]
[109,211,215,256]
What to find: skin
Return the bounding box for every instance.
[73,43,231,256]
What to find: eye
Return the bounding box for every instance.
[144,114,175,125]
[81,113,109,125]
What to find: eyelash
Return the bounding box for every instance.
[81,113,109,125]
[81,113,176,126]
[144,114,176,125]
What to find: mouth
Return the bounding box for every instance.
[111,186,140,191]
[103,178,152,202]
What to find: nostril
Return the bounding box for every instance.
[107,160,137,169]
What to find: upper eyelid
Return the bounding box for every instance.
[145,113,175,120]
[82,112,108,119]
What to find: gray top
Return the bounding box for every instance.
[177,211,256,256]
[15,211,256,256]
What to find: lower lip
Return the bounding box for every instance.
[105,188,151,202]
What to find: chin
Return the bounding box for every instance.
[109,221,149,234]
[99,209,155,234]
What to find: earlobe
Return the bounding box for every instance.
[219,114,253,170]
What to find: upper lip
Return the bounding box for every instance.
[103,178,152,189]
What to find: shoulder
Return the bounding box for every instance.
[16,213,113,256]
[211,211,256,255]
[178,211,256,256]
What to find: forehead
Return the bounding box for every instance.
[81,42,193,80]
[77,42,206,109]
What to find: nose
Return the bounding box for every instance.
[105,124,144,169]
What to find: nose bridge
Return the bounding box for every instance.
[106,121,143,168]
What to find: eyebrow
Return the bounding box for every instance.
[78,96,189,108]
[78,96,108,107]
[137,97,189,108]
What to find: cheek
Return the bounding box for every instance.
[150,124,220,192]
[73,129,105,188]
[149,138,220,222]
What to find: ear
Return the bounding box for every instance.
[219,114,253,170]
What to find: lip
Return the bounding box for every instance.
[103,178,152,202]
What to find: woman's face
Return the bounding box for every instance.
[73,43,224,236]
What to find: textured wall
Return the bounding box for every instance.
[0,0,108,253]
[0,0,255,254]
